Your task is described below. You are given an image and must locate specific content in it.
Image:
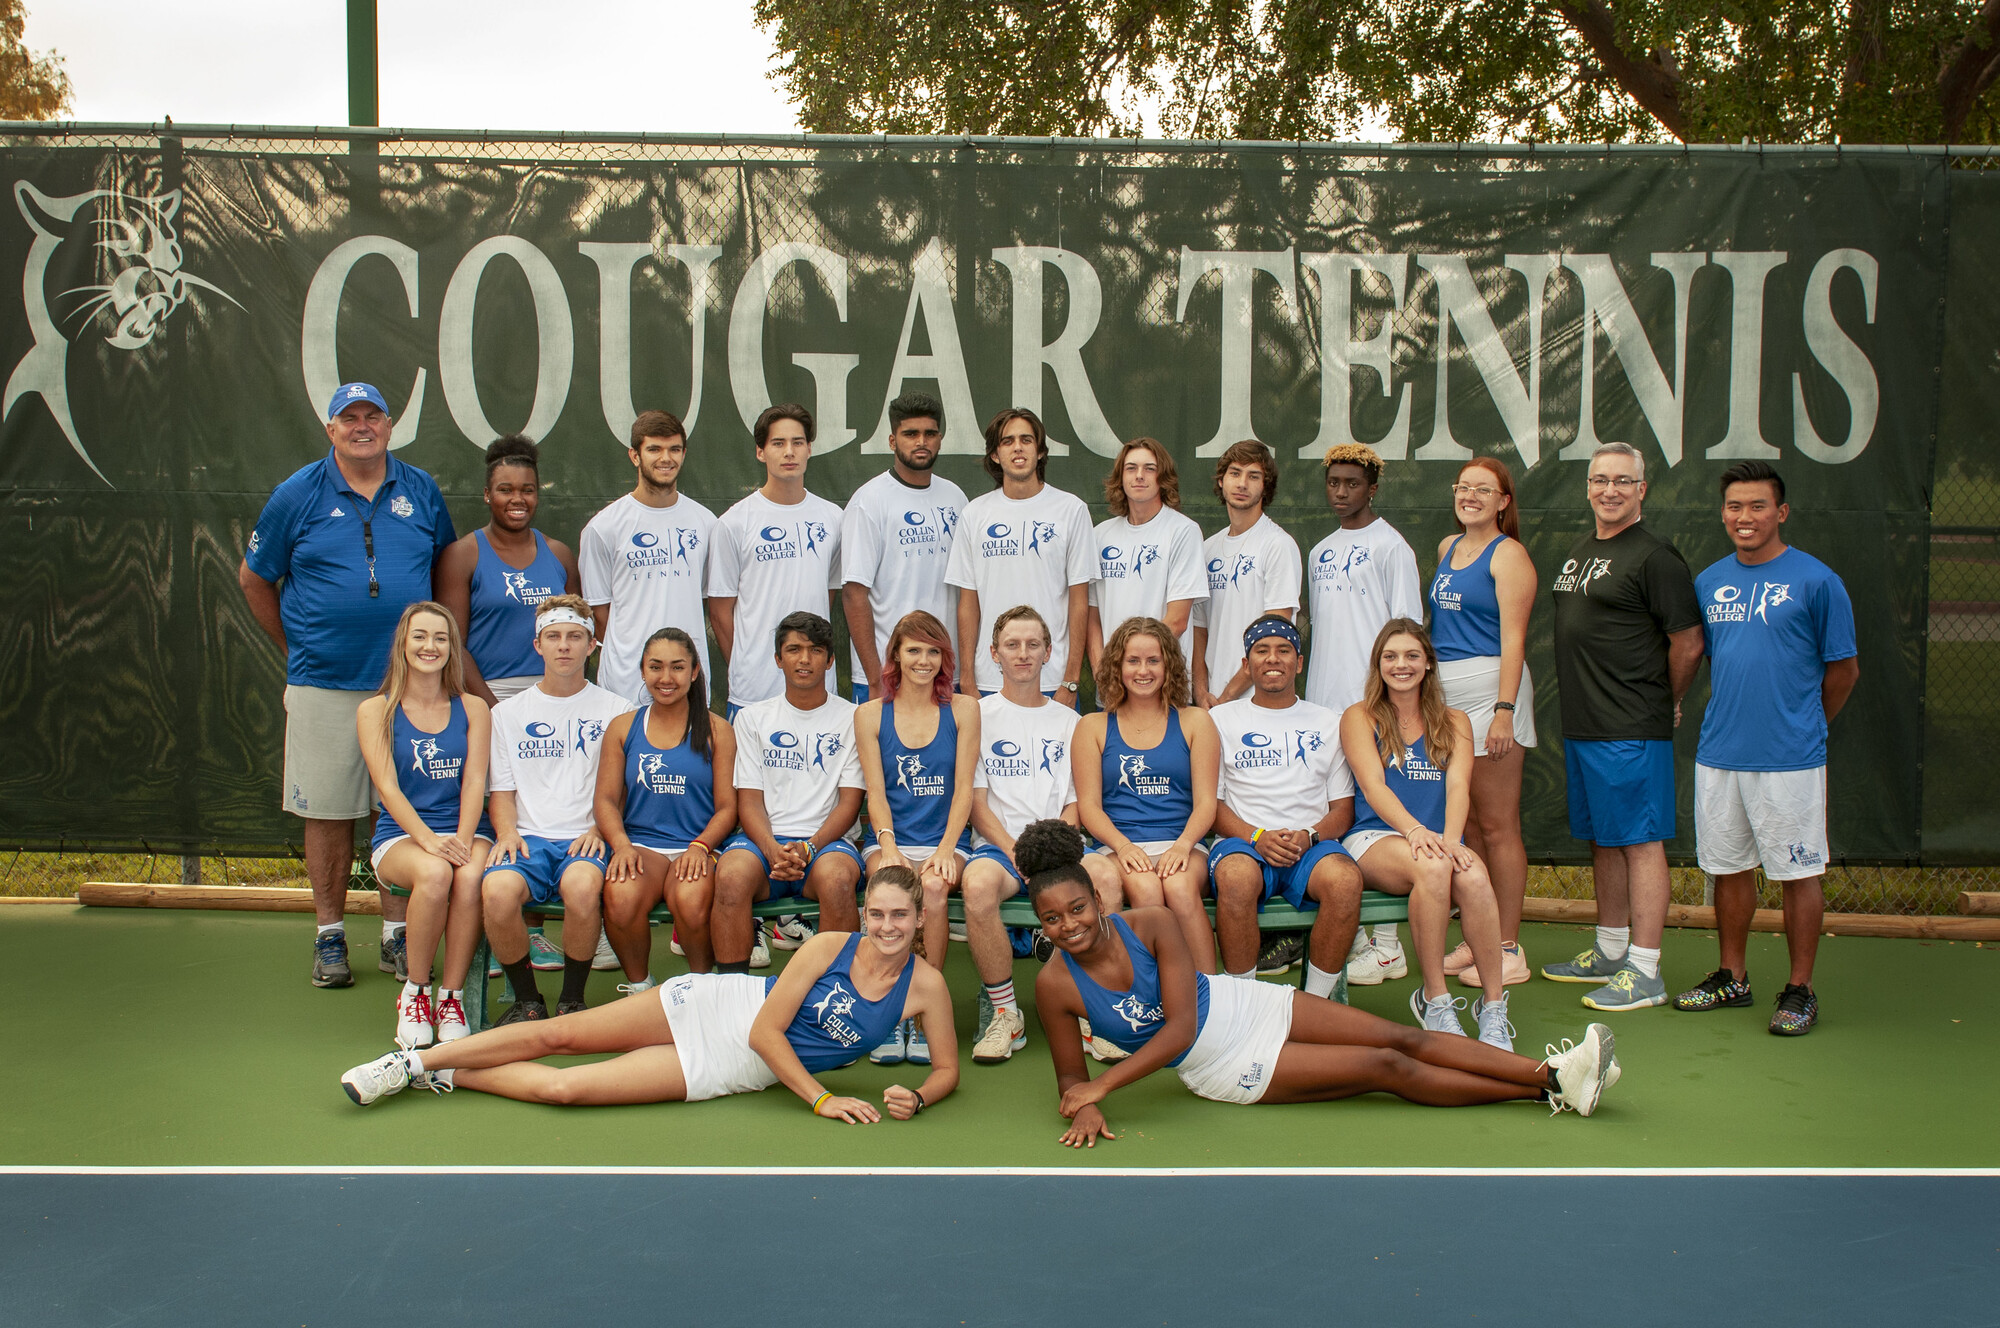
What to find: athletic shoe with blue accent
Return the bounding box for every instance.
[1769,983,1819,1036]
[1541,944,1625,984]
[1544,1023,1616,1116]
[379,931,407,980]
[1581,963,1669,1012]
[341,1050,414,1105]
[1674,968,1753,1012]
[526,929,564,971]
[312,930,353,988]
[1471,995,1515,1051]
[1410,988,1469,1036]
[869,1020,907,1065]
[905,1020,931,1065]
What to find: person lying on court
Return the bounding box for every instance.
[339,866,958,1118]
[1012,820,1620,1148]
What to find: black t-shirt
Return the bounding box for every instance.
[1550,522,1702,741]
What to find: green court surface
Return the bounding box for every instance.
[4,907,1993,1171]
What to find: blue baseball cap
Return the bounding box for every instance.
[326,382,390,420]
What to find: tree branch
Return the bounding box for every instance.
[1551,0,1688,140]
[1939,0,2000,141]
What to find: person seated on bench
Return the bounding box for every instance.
[713,611,866,973]
[595,627,736,988]
[482,595,635,1024]
[1209,615,1363,999]
[1073,617,1221,973]
[1013,820,1621,1148]
[961,605,1122,1066]
[357,601,493,1050]
[855,609,979,1067]
[1339,619,1512,1048]
[341,866,959,1117]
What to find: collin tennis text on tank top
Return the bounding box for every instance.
[771,933,916,1072]
[1351,732,1449,836]
[1428,534,1506,661]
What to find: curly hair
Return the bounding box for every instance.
[1213,439,1277,507]
[1322,442,1383,485]
[879,610,956,707]
[1095,617,1191,711]
[1014,819,1092,899]
[1104,438,1181,516]
[1359,618,1455,772]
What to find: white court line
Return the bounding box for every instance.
[2,1166,1996,1177]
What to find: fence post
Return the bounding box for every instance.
[180,854,200,885]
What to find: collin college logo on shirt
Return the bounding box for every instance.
[1117,754,1172,797]
[1394,750,1445,782]
[502,570,557,605]
[1554,556,1614,595]
[767,730,844,772]
[985,737,1066,778]
[408,738,462,781]
[1099,543,1160,581]
[756,522,828,562]
[1433,572,1462,612]
[517,718,606,760]
[1312,543,1371,589]
[1209,554,1256,590]
[898,508,957,550]
[807,980,864,1048]
[894,753,946,798]
[1235,730,1326,770]
[1706,581,1793,626]
[625,528,703,575]
[637,753,687,795]
[980,521,1060,557]
[1112,992,1163,1034]
[389,494,415,519]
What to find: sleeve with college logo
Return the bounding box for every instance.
[1212,698,1353,830]
[244,465,311,583]
[733,695,863,841]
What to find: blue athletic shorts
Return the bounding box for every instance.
[718,831,864,899]
[481,834,609,904]
[1209,836,1353,910]
[1565,738,1676,847]
[851,682,869,704]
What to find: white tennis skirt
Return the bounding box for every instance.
[1175,974,1295,1104]
[1436,655,1537,748]
[657,972,779,1102]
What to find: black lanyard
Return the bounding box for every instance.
[362,515,378,597]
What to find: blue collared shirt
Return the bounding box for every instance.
[245,448,455,690]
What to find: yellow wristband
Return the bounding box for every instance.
[810,1090,832,1115]
[1250,827,1265,843]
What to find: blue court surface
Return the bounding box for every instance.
[5,1169,1994,1326]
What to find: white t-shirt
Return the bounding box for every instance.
[839,469,968,683]
[732,693,866,842]
[1303,518,1424,713]
[1211,696,1355,831]
[578,492,717,706]
[971,693,1082,848]
[709,489,845,708]
[1192,515,1303,694]
[488,681,637,841]
[1090,507,1208,666]
[945,484,1095,694]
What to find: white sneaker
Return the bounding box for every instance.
[592,927,620,971]
[750,919,771,970]
[434,992,469,1042]
[973,1005,1027,1064]
[1079,1018,1130,1063]
[1546,1023,1616,1117]
[668,927,684,957]
[341,1051,414,1105]
[1410,987,1469,1035]
[394,988,435,1051]
[948,922,968,943]
[768,914,816,951]
[616,976,657,995]
[1347,941,1408,985]
[1472,995,1515,1052]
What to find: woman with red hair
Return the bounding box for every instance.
[855,610,982,1064]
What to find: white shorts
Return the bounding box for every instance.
[1436,655,1537,748]
[282,685,374,820]
[487,675,538,702]
[370,832,493,874]
[630,841,694,859]
[1341,828,1403,864]
[1174,974,1294,1104]
[1695,764,1829,881]
[1094,842,1207,861]
[657,972,779,1102]
[861,844,968,867]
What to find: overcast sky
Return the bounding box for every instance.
[26,0,803,134]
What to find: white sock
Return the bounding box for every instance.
[316,922,344,937]
[1626,944,1661,979]
[401,979,424,998]
[403,1048,427,1074]
[1373,924,1402,950]
[437,988,462,1000]
[1227,968,1256,980]
[1595,925,1629,960]
[1304,962,1341,1000]
[382,921,406,939]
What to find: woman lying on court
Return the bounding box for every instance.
[1014,820,1619,1147]
[339,866,958,1121]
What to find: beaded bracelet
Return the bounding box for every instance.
[810,1090,832,1115]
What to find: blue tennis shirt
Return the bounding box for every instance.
[245,448,455,690]
[1694,546,1856,772]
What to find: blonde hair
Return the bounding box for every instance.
[534,592,594,633]
[1322,442,1383,483]
[1095,617,1191,711]
[1360,618,1455,771]
[376,601,465,749]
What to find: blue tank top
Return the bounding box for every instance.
[1099,708,1194,844]
[1351,732,1450,836]
[877,702,971,853]
[371,697,492,851]
[769,933,917,1073]
[1059,914,1210,1066]
[466,530,567,681]
[622,710,716,848]
[1428,534,1505,661]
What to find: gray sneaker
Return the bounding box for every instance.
[1581,963,1669,1012]
[1409,987,1468,1035]
[312,930,353,988]
[1471,995,1515,1051]
[379,931,407,980]
[1541,944,1625,984]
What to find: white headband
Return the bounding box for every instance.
[535,607,593,635]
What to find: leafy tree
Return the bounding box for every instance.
[756,0,2000,144]
[0,0,70,121]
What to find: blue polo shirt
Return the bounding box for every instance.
[1695,546,1856,772]
[245,448,455,690]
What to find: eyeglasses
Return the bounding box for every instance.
[1450,483,1499,498]
[1586,475,1642,491]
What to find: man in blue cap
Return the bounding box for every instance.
[239,383,456,988]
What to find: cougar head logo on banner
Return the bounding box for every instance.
[4,182,241,486]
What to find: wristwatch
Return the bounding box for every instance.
[1494,701,1516,712]
[1059,680,1079,693]
[1306,828,1321,845]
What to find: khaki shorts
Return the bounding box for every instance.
[282,685,374,820]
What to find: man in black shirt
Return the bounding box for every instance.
[1543,442,1704,1012]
